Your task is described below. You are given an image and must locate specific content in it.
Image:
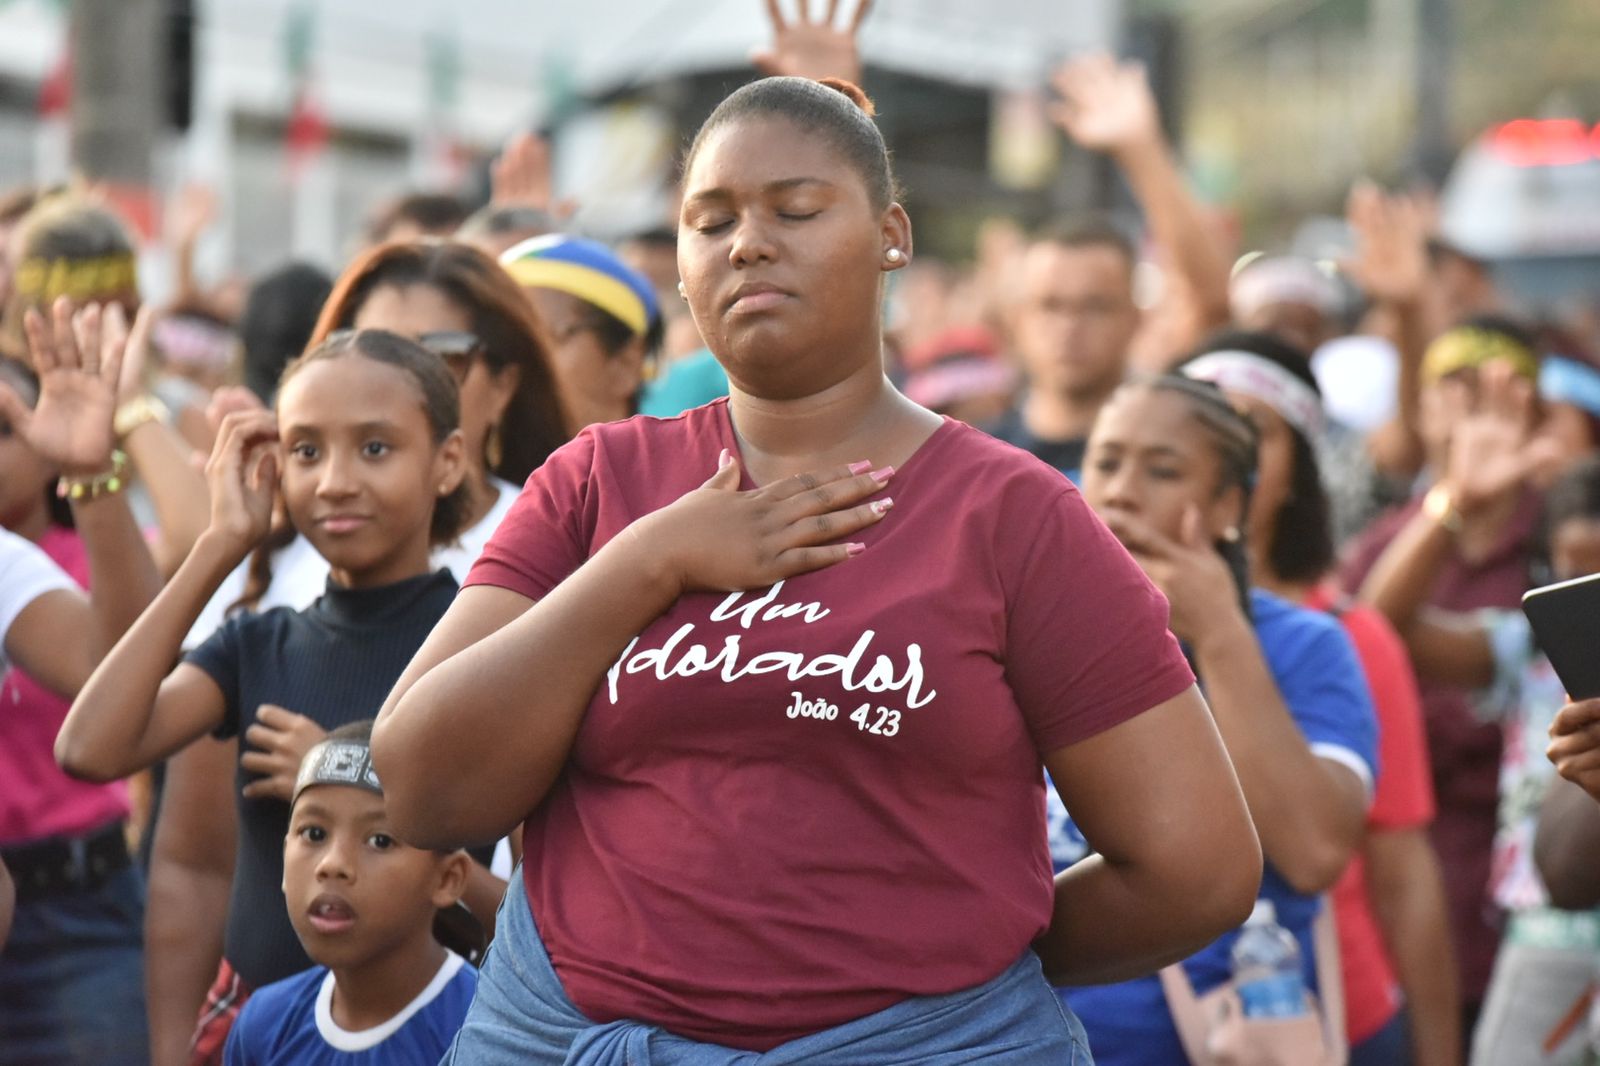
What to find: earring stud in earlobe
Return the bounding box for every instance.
[885,248,903,263]
[1222,526,1242,543]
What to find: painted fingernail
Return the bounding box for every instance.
[870,465,895,484]
[848,460,873,475]
[846,542,867,557]
[871,497,894,516]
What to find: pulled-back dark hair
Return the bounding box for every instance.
[683,76,900,211]
[1176,330,1335,585]
[278,329,470,547]
[1123,374,1260,616]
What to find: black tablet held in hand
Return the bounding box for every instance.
[1522,572,1600,700]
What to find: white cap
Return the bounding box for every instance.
[1245,898,1278,927]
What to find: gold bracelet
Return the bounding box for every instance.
[56,450,129,501]
[1422,483,1464,535]
[113,394,170,440]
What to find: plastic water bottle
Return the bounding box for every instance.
[1232,899,1310,1019]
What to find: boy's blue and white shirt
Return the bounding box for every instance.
[224,953,476,1065]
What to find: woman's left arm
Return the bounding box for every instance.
[1037,684,1260,986]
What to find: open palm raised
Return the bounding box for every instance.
[0,298,132,477]
[752,0,872,85]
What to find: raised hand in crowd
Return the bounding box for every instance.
[1343,180,1429,310]
[1548,697,1600,804]
[1348,180,1436,479]
[10,301,125,475]
[751,0,871,84]
[0,298,163,697]
[1438,360,1556,518]
[1360,360,1550,680]
[1051,53,1232,371]
[489,131,577,220]
[1049,52,1165,157]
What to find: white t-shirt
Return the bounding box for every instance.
[0,528,76,675]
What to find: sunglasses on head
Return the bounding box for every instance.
[416,331,487,380]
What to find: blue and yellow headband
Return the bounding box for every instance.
[500,234,659,338]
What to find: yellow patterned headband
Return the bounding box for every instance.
[13,254,139,305]
[1421,326,1539,386]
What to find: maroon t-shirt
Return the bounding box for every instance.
[1339,491,1540,1006]
[466,399,1194,1050]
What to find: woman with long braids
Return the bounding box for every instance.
[1053,373,1377,1064]
[372,76,1260,1061]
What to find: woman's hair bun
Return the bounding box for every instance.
[817,77,876,117]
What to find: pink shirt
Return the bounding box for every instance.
[467,400,1194,1050]
[0,525,130,844]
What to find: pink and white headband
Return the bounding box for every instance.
[1182,350,1325,441]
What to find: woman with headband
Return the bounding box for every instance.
[1179,331,1461,1066]
[1359,359,1600,1066]
[500,234,663,430]
[1341,314,1547,1035]
[1059,367,1376,1064]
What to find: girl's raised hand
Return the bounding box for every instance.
[633,451,893,595]
[204,408,280,555]
[0,298,132,476]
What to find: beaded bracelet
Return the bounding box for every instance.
[56,450,129,501]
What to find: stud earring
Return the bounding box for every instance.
[885,248,903,264]
[1222,526,1242,543]
[677,281,688,300]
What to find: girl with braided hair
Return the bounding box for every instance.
[1053,373,1378,1064]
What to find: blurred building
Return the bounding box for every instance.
[1176,0,1600,241]
[0,0,1122,281]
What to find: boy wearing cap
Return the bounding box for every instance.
[224,721,477,1065]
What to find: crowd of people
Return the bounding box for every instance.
[3,5,1600,1065]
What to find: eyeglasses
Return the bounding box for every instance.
[416,331,487,383]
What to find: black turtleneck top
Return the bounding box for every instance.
[184,569,458,987]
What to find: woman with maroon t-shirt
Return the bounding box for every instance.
[373,76,1260,1062]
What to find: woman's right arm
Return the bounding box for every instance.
[1037,685,1261,985]
[145,738,238,1066]
[374,457,894,850]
